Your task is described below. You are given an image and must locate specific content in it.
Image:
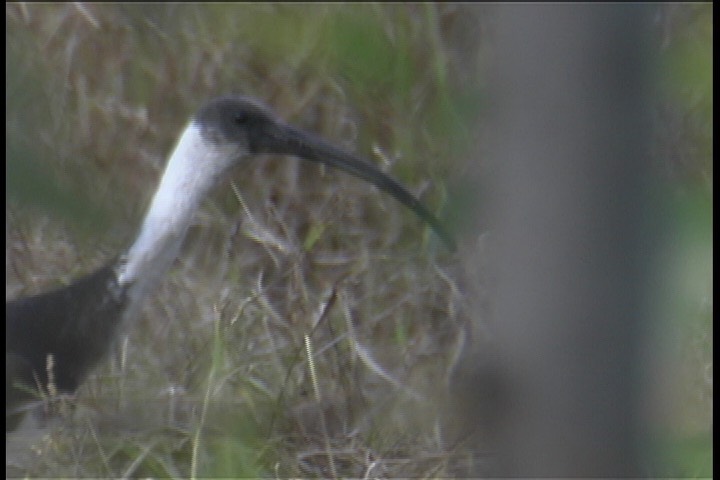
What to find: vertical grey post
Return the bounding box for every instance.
[485,4,652,476]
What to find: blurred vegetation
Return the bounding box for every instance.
[645,4,712,478]
[5,3,711,478]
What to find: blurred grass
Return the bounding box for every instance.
[5,3,712,478]
[648,5,712,477]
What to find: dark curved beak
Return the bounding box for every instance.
[259,122,456,251]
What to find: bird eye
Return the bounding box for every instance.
[234,112,249,125]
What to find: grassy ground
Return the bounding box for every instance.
[6,4,480,477]
[6,3,711,478]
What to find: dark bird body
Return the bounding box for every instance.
[6,96,454,431]
[7,265,125,420]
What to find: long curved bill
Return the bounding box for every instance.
[262,122,456,251]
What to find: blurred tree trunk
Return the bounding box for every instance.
[454,5,655,476]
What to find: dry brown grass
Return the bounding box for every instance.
[7,4,482,477]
